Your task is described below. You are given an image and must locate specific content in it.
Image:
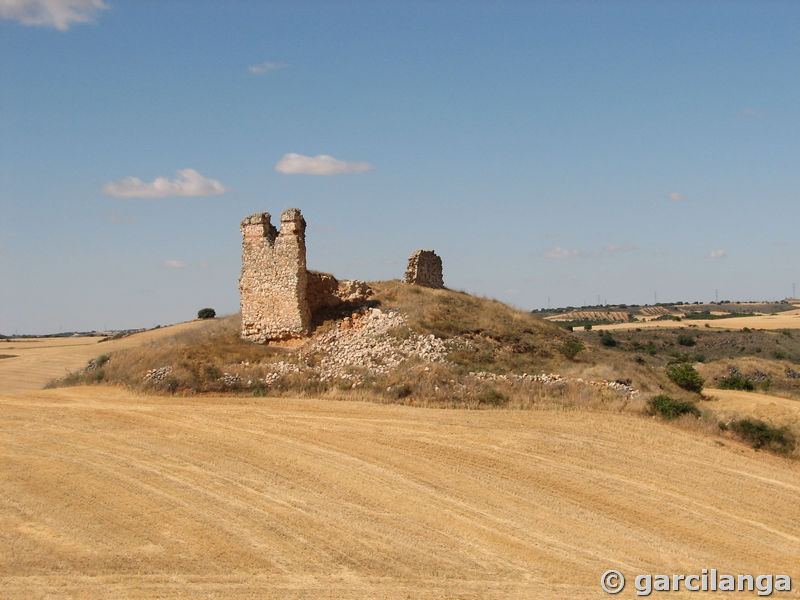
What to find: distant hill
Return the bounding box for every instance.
[536,300,796,329]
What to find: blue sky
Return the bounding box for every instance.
[1,1,798,334]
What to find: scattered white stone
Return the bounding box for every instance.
[143,366,172,383]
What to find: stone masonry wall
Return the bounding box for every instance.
[239,208,373,343]
[403,250,443,288]
[306,272,372,313]
[239,209,310,342]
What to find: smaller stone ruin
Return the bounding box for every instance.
[403,250,444,288]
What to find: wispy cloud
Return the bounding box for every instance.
[0,0,106,30]
[668,192,686,202]
[248,60,289,74]
[603,244,636,253]
[741,108,762,118]
[708,249,727,259]
[163,260,186,269]
[275,153,374,175]
[543,246,581,259]
[102,168,228,198]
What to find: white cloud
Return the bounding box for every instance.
[0,0,106,30]
[543,246,580,259]
[163,260,186,269]
[248,60,288,74]
[102,168,228,199]
[668,192,686,202]
[275,153,374,175]
[708,249,727,259]
[603,244,636,253]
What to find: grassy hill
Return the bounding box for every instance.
[42,280,798,456]
[52,281,669,406]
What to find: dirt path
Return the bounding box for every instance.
[1,386,798,599]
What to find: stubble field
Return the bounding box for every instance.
[1,385,798,599]
[593,308,800,332]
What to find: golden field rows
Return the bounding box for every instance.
[593,308,800,332]
[1,386,798,599]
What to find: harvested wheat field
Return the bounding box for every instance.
[0,320,217,396]
[703,388,800,429]
[1,386,798,599]
[594,308,800,332]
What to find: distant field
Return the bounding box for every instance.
[1,386,798,599]
[703,388,800,429]
[0,321,216,395]
[591,308,800,332]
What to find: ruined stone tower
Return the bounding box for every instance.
[403,250,443,288]
[239,209,310,341]
[239,208,372,343]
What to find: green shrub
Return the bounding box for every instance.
[666,363,705,393]
[718,374,754,391]
[677,333,696,347]
[729,419,795,454]
[648,395,700,419]
[600,332,617,347]
[560,339,584,360]
[197,308,216,319]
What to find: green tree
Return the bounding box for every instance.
[666,363,704,393]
